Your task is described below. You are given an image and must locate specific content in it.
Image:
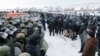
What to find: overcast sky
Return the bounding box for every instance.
[0,0,100,9]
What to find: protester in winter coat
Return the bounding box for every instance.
[26,22,34,36]
[68,20,76,40]
[14,42,22,56]
[56,18,63,35]
[78,23,87,53]
[40,18,46,31]
[16,33,26,52]
[75,20,81,35]
[25,32,41,56]
[82,25,98,56]
[54,17,59,34]
[62,19,69,37]
[48,18,55,36]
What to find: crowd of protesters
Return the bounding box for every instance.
[0,15,47,56]
[40,13,100,56]
[41,13,98,39]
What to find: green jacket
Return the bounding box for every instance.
[40,38,48,53]
[0,46,10,56]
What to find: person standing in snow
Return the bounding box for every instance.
[75,19,81,36]
[78,23,87,53]
[82,25,98,56]
[56,18,63,35]
[40,17,46,31]
[54,16,58,34]
[48,16,55,36]
[62,19,69,37]
[68,19,76,40]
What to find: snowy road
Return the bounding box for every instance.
[44,28,98,56]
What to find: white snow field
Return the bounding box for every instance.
[44,26,98,56]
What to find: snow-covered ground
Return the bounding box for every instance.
[44,25,98,56]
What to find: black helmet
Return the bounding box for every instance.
[0,32,8,44]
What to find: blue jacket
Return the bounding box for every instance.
[41,19,46,26]
[62,20,68,29]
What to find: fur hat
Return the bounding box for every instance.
[16,33,25,39]
[19,52,30,56]
[21,29,28,35]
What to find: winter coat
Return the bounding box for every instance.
[54,18,58,28]
[0,45,10,56]
[13,42,22,56]
[40,19,46,26]
[56,19,62,29]
[40,38,48,53]
[25,44,41,56]
[68,22,76,31]
[82,38,98,56]
[62,20,68,30]
[48,21,55,30]
[80,30,88,44]
[78,25,86,35]
[14,47,22,56]
[26,23,34,35]
[29,31,41,43]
